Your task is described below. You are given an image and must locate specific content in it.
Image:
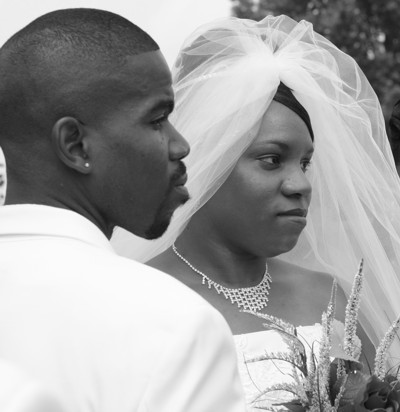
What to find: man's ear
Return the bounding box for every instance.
[51,117,91,174]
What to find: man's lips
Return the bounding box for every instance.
[174,173,188,186]
[277,208,308,217]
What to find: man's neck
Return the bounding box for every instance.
[5,188,113,239]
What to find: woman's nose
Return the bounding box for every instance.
[281,169,312,198]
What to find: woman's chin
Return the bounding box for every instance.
[266,237,301,258]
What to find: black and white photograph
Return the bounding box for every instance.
[0,1,399,411]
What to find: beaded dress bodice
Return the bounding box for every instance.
[233,321,361,411]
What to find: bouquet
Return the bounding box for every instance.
[248,260,400,411]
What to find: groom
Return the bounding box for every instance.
[0,8,244,412]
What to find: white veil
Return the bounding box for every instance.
[111,15,400,366]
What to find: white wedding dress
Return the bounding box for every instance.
[234,321,360,411]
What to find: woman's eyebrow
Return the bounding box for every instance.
[252,141,290,150]
[252,140,314,154]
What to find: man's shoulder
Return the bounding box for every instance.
[75,246,221,323]
[2,234,220,330]
[80,252,231,352]
[96,250,204,297]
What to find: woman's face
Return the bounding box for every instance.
[202,101,314,257]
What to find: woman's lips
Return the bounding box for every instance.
[277,208,307,217]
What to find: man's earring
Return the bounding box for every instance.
[83,153,89,168]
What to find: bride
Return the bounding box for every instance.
[112,15,400,409]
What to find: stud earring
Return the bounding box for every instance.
[84,162,90,168]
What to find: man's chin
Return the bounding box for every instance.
[144,194,189,240]
[143,220,170,240]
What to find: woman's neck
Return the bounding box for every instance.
[174,220,267,288]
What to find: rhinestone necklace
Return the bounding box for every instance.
[172,243,271,312]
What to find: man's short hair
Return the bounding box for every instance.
[2,8,159,65]
[0,8,159,143]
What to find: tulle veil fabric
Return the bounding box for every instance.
[111,15,400,365]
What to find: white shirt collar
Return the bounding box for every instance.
[0,204,114,252]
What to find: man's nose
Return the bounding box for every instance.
[169,125,190,161]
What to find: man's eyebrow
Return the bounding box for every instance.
[147,99,175,115]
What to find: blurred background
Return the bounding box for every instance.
[1,0,400,203]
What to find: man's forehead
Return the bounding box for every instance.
[124,51,172,83]
[55,50,173,120]
[82,56,172,100]
[99,51,172,97]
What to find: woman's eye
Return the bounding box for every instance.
[259,155,281,167]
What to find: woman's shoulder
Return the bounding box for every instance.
[269,257,344,300]
[268,257,338,297]
[267,257,347,323]
[269,257,334,282]
[147,248,173,271]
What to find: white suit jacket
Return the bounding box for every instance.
[0,205,245,412]
[0,359,65,412]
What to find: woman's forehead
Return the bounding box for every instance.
[253,101,313,146]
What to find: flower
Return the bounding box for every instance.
[338,373,400,412]
[251,258,400,412]
[374,316,400,380]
